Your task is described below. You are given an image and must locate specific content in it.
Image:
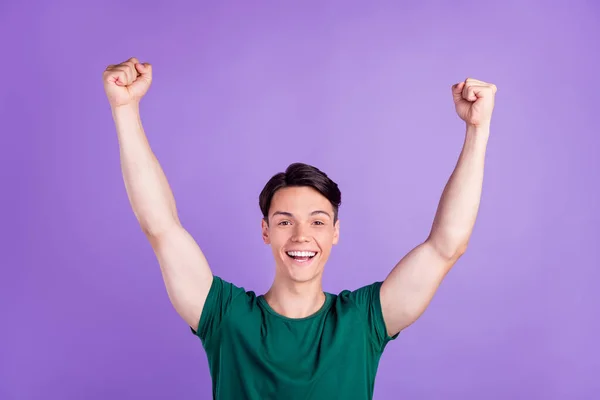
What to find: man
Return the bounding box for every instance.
[103,57,496,399]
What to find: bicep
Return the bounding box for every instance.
[380,241,458,335]
[148,224,213,330]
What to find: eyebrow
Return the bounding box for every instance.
[271,210,332,219]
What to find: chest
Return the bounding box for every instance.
[215,306,370,372]
[203,308,380,399]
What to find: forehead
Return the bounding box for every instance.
[270,186,333,214]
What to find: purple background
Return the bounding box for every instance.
[1,1,599,399]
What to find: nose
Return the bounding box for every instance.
[291,225,310,242]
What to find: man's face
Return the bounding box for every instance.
[262,186,339,284]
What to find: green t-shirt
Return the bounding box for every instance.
[191,276,398,399]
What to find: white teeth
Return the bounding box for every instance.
[286,251,316,257]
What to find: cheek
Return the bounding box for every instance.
[316,232,335,249]
[269,230,291,248]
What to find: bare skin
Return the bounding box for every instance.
[103,58,212,330]
[380,78,496,336]
[261,186,340,318]
[102,57,497,335]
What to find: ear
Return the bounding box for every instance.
[332,219,340,245]
[261,218,271,244]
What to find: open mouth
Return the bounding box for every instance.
[286,250,318,263]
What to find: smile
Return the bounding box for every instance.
[286,251,318,263]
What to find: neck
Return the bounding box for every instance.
[263,274,326,319]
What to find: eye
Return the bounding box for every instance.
[278,220,291,226]
[313,221,325,226]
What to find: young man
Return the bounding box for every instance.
[103,57,496,399]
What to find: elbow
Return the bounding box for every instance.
[140,218,181,240]
[445,242,468,262]
[427,237,469,261]
[453,241,469,258]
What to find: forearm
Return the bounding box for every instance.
[427,124,490,258]
[112,104,179,236]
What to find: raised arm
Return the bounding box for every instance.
[103,57,213,330]
[380,78,497,336]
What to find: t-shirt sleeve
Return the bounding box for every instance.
[190,276,248,343]
[347,281,399,352]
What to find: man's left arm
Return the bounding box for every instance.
[380,78,497,337]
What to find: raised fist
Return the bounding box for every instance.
[451,78,497,127]
[103,57,152,108]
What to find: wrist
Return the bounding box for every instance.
[111,102,140,119]
[464,123,491,150]
[466,122,490,137]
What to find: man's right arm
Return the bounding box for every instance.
[104,58,213,331]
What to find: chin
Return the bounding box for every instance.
[289,269,321,283]
[282,255,323,283]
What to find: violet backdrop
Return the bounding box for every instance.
[1,1,599,399]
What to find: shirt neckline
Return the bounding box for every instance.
[257,292,334,321]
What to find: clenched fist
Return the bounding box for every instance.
[103,57,152,108]
[452,78,497,127]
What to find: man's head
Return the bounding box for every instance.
[259,163,341,284]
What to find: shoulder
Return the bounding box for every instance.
[327,281,386,319]
[205,275,258,311]
[194,276,260,342]
[330,281,398,350]
[334,281,385,307]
